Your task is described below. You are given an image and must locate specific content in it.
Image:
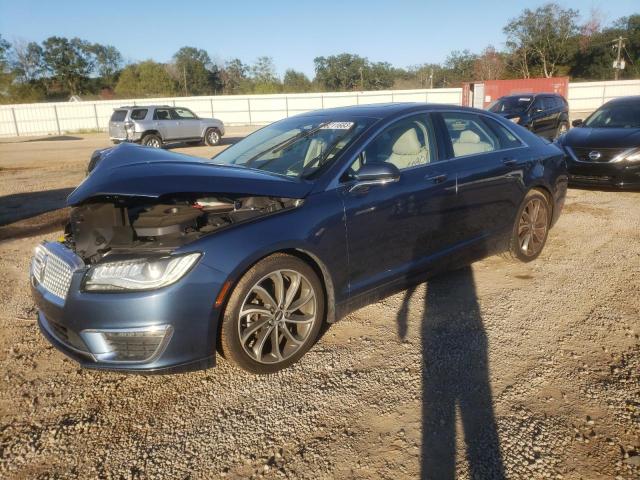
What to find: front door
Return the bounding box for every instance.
[171,108,201,139]
[341,113,455,298]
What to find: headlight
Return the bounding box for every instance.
[84,253,201,291]
[611,148,640,163]
[509,116,520,124]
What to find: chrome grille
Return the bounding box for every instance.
[569,147,628,163]
[32,242,85,302]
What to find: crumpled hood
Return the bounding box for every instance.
[562,127,640,149]
[67,143,313,206]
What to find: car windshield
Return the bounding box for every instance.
[583,102,640,129]
[209,116,374,179]
[489,96,533,114]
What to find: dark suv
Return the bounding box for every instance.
[489,93,570,140]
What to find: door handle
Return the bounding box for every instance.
[502,158,517,166]
[425,174,447,184]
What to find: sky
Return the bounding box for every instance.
[1,0,638,77]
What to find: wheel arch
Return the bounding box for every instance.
[214,246,337,355]
[141,130,162,140]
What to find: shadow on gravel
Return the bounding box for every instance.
[397,267,505,479]
[0,187,74,226]
[163,135,245,150]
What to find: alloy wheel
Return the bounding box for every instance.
[208,130,220,145]
[238,269,317,364]
[518,198,548,257]
[145,138,161,148]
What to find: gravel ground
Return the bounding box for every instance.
[0,133,638,479]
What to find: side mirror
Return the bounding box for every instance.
[350,162,400,192]
[572,119,583,127]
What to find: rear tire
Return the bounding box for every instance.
[219,254,325,374]
[204,128,221,146]
[503,190,551,263]
[141,133,162,148]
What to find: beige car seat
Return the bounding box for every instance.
[387,127,429,169]
[453,130,493,156]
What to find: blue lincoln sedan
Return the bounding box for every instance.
[31,103,568,374]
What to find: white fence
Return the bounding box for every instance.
[0,80,638,137]
[0,88,462,138]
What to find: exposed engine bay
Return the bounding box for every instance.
[66,195,301,263]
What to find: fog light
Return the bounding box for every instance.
[81,325,172,363]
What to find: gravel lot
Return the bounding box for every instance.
[0,133,638,479]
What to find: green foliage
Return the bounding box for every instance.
[115,61,176,98]
[504,3,580,78]
[42,36,95,94]
[89,44,122,88]
[172,46,216,95]
[283,69,312,93]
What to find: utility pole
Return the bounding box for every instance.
[183,65,188,96]
[359,66,364,91]
[429,68,434,89]
[612,36,626,81]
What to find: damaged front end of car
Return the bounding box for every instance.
[30,144,310,372]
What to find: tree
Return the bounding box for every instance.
[473,46,506,81]
[364,62,395,90]
[0,34,10,72]
[115,61,176,97]
[571,14,640,80]
[172,46,214,96]
[314,54,368,91]
[504,3,579,78]
[220,58,249,94]
[11,40,44,82]
[89,43,122,88]
[283,69,312,93]
[41,36,95,94]
[444,50,477,84]
[249,56,280,93]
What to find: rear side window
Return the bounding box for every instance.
[441,112,499,157]
[483,117,523,149]
[130,109,148,120]
[110,110,127,122]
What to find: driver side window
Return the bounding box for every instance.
[353,114,436,172]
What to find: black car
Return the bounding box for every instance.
[557,96,640,189]
[489,93,570,140]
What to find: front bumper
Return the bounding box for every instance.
[31,242,225,373]
[566,158,640,190]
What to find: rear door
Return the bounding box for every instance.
[171,108,201,139]
[109,109,128,139]
[434,111,526,251]
[153,108,177,140]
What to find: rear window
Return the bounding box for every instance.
[110,110,127,122]
[130,109,148,120]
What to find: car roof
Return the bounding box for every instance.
[295,102,488,120]
[606,95,640,105]
[115,105,172,110]
[499,93,562,99]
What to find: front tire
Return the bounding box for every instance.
[204,128,221,146]
[219,254,325,374]
[503,190,551,262]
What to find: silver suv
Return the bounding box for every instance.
[109,105,225,147]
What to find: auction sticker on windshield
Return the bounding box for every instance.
[320,122,355,130]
